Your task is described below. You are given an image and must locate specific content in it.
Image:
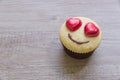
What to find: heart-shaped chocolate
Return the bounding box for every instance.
[66,18,82,31]
[84,22,99,37]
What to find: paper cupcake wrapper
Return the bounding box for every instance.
[63,45,94,59]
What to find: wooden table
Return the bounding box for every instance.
[0,0,120,80]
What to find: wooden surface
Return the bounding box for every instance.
[0,0,120,80]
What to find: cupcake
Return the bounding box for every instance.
[59,17,102,59]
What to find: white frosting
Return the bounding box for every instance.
[59,17,102,53]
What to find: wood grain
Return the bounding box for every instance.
[0,0,120,80]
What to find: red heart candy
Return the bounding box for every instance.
[84,22,99,37]
[66,18,82,31]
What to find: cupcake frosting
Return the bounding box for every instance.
[59,17,102,53]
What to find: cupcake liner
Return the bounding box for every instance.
[63,45,95,59]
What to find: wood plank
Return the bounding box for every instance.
[0,0,120,80]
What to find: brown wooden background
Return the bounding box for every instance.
[0,0,120,80]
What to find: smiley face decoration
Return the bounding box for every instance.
[59,17,102,59]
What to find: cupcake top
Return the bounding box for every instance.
[59,17,102,53]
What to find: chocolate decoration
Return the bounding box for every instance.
[66,18,82,31]
[84,22,99,37]
[68,33,89,44]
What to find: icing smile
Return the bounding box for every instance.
[68,33,89,45]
